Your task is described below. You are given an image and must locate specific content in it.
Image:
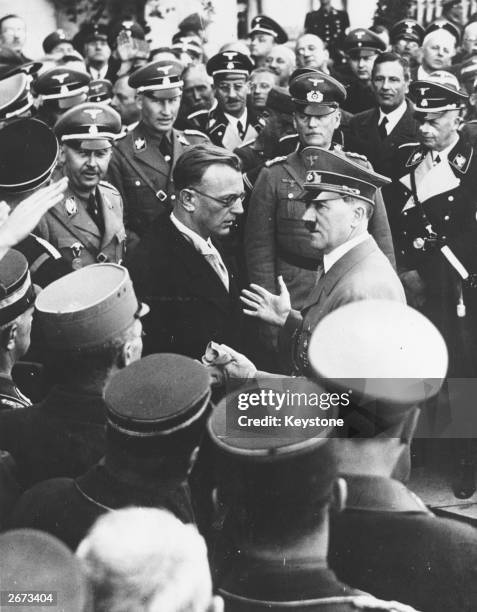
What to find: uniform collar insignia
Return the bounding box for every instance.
[64,196,77,217]
[406,148,424,167]
[134,137,146,151]
[178,133,189,145]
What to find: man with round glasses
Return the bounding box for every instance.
[128,144,246,359]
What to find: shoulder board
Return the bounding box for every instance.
[236,137,256,149]
[398,142,420,149]
[343,150,368,161]
[279,134,298,143]
[183,129,208,139]
[99,180,120,194]
[265,156,287,167]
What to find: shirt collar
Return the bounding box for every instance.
[430,134,460,161]
[224,108,247,128]
[378,99,407,132]
[170,212,215,255]
[323,231,370,273]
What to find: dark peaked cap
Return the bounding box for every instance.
[302,146,391,206]
[0,118,58,192]
[390,19,425,45]
[250,15,288,44]
[206,51,254,77]
[290,71,347,116]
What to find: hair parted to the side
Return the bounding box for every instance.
[372,51,410,81]
[172,144,242,191]
[77,507,213,612]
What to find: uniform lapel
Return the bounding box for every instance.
[132,123,170,177]
[58,190,101,240]
[98,188,123,249]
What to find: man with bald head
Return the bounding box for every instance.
[416,29,456,78]
[265,44,295,88]
[295,34,329,73]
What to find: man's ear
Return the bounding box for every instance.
[119,339,136,369]
[58,146,67,166]
[1,323,17,352]
[179,188,197,212]
[331,477,347,513]
[136,94,143,111]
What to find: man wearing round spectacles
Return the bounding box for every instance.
[129,144,247,359]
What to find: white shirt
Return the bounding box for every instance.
[430,134,460,162]
[224,109,248,132]
[378,99,407,135]
[323,232,370,274]
[417,65,432,80]
[170,213,229,291]
[88,65,108,80]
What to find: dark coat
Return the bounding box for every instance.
[192,105,263,149]
[347,101,420,177]
[330,474,477,612]
[0,375,31,411]
[216,554,414,611]
[128,216,244,359]
[9,464,195,550]
[108,122,209,238]
[304,7,349,59]
[0,386,106,488]
[386,136,477,376]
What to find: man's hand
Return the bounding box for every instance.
[203,343,257,386]
[240,276,291,327]
[0,177,68,258]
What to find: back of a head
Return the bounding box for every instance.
[0,528,92,612]
[77,507,214,612]
[173,144,241,191]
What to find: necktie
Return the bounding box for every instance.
[204,252,229,291]
[237,120,245,140]
[432,153,441,166]
[378,116,388,140]
[159,136,172,162]
[87,193,104,233]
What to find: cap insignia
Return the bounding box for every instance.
[160,65,172,75]
[88,125,99,136]
[223,51,238,60]
[84,108,103,120]
[52,73,69,84]
[355,30,365,39]
[227,62,235,70]
[307,90,324,102]
[134,137,146,151]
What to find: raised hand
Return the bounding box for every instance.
[240,275,291,327]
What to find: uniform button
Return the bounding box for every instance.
[288,193,293,199]
[442,235,447,240]
[444,215,450,221]
[403,231,407,235]
[170,194,176,200]
[135,180,140,186]
[448,195,454,201]
[401,250,405,255]
[403,211,408,216]
[164,155,171,162]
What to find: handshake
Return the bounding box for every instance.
[201,341,257,386]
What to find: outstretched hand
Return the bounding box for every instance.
[240,276,291,327]
[0,177,68,259]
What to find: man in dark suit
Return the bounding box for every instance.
[304,0,349,64]
[348,52,419,178]
[128,144,245,359]
[108,60,209,240]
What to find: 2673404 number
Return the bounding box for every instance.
[0,591,57,606]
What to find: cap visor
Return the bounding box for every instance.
[75,139,113,150]
[349,48,379,58]
[308,189,345,201]
[300,103,337,116]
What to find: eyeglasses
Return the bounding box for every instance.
[190,187,246,208]
[216,82,247,94]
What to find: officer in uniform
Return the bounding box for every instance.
[388,72,477,497]
[207,379,418,611]
[0,249,36,410]
[42,28,74,57]
[337,29,387,115]
[248,15,288,68]
[87,78,113,104]
[390,19,424,62]
[108,60,209,239]
[33,67,91,127]
[10,353,212,549]
[0,263,147,489]
[202,51,262,150]
[0,70,35,124]
[306,300,477,612]
[304,0,350,64]
[35,102,126,271]
[244,70,395,363]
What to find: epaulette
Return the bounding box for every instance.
[99,180,120,194]
[184,129,208,139]
[265,156,287,167]
[279,133,298,143]
[188,109,208,120]
[398,142,420,149]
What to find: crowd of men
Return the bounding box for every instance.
[0,0,477,609]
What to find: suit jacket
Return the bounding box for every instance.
[347,101,419,177]
[279,237,405,375]
[0,386,106,489]
[330,474,477,612]
[9,465,195,550]
[35,182,126,270]
[245,149,396,313]
[108,122,209,237]
[304,7,349,58]
[128,216,244,359]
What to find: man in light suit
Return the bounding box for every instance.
[35,102,126,270]
[208,147,405,379]
[128,144,246,359]
[347,52,419,179]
